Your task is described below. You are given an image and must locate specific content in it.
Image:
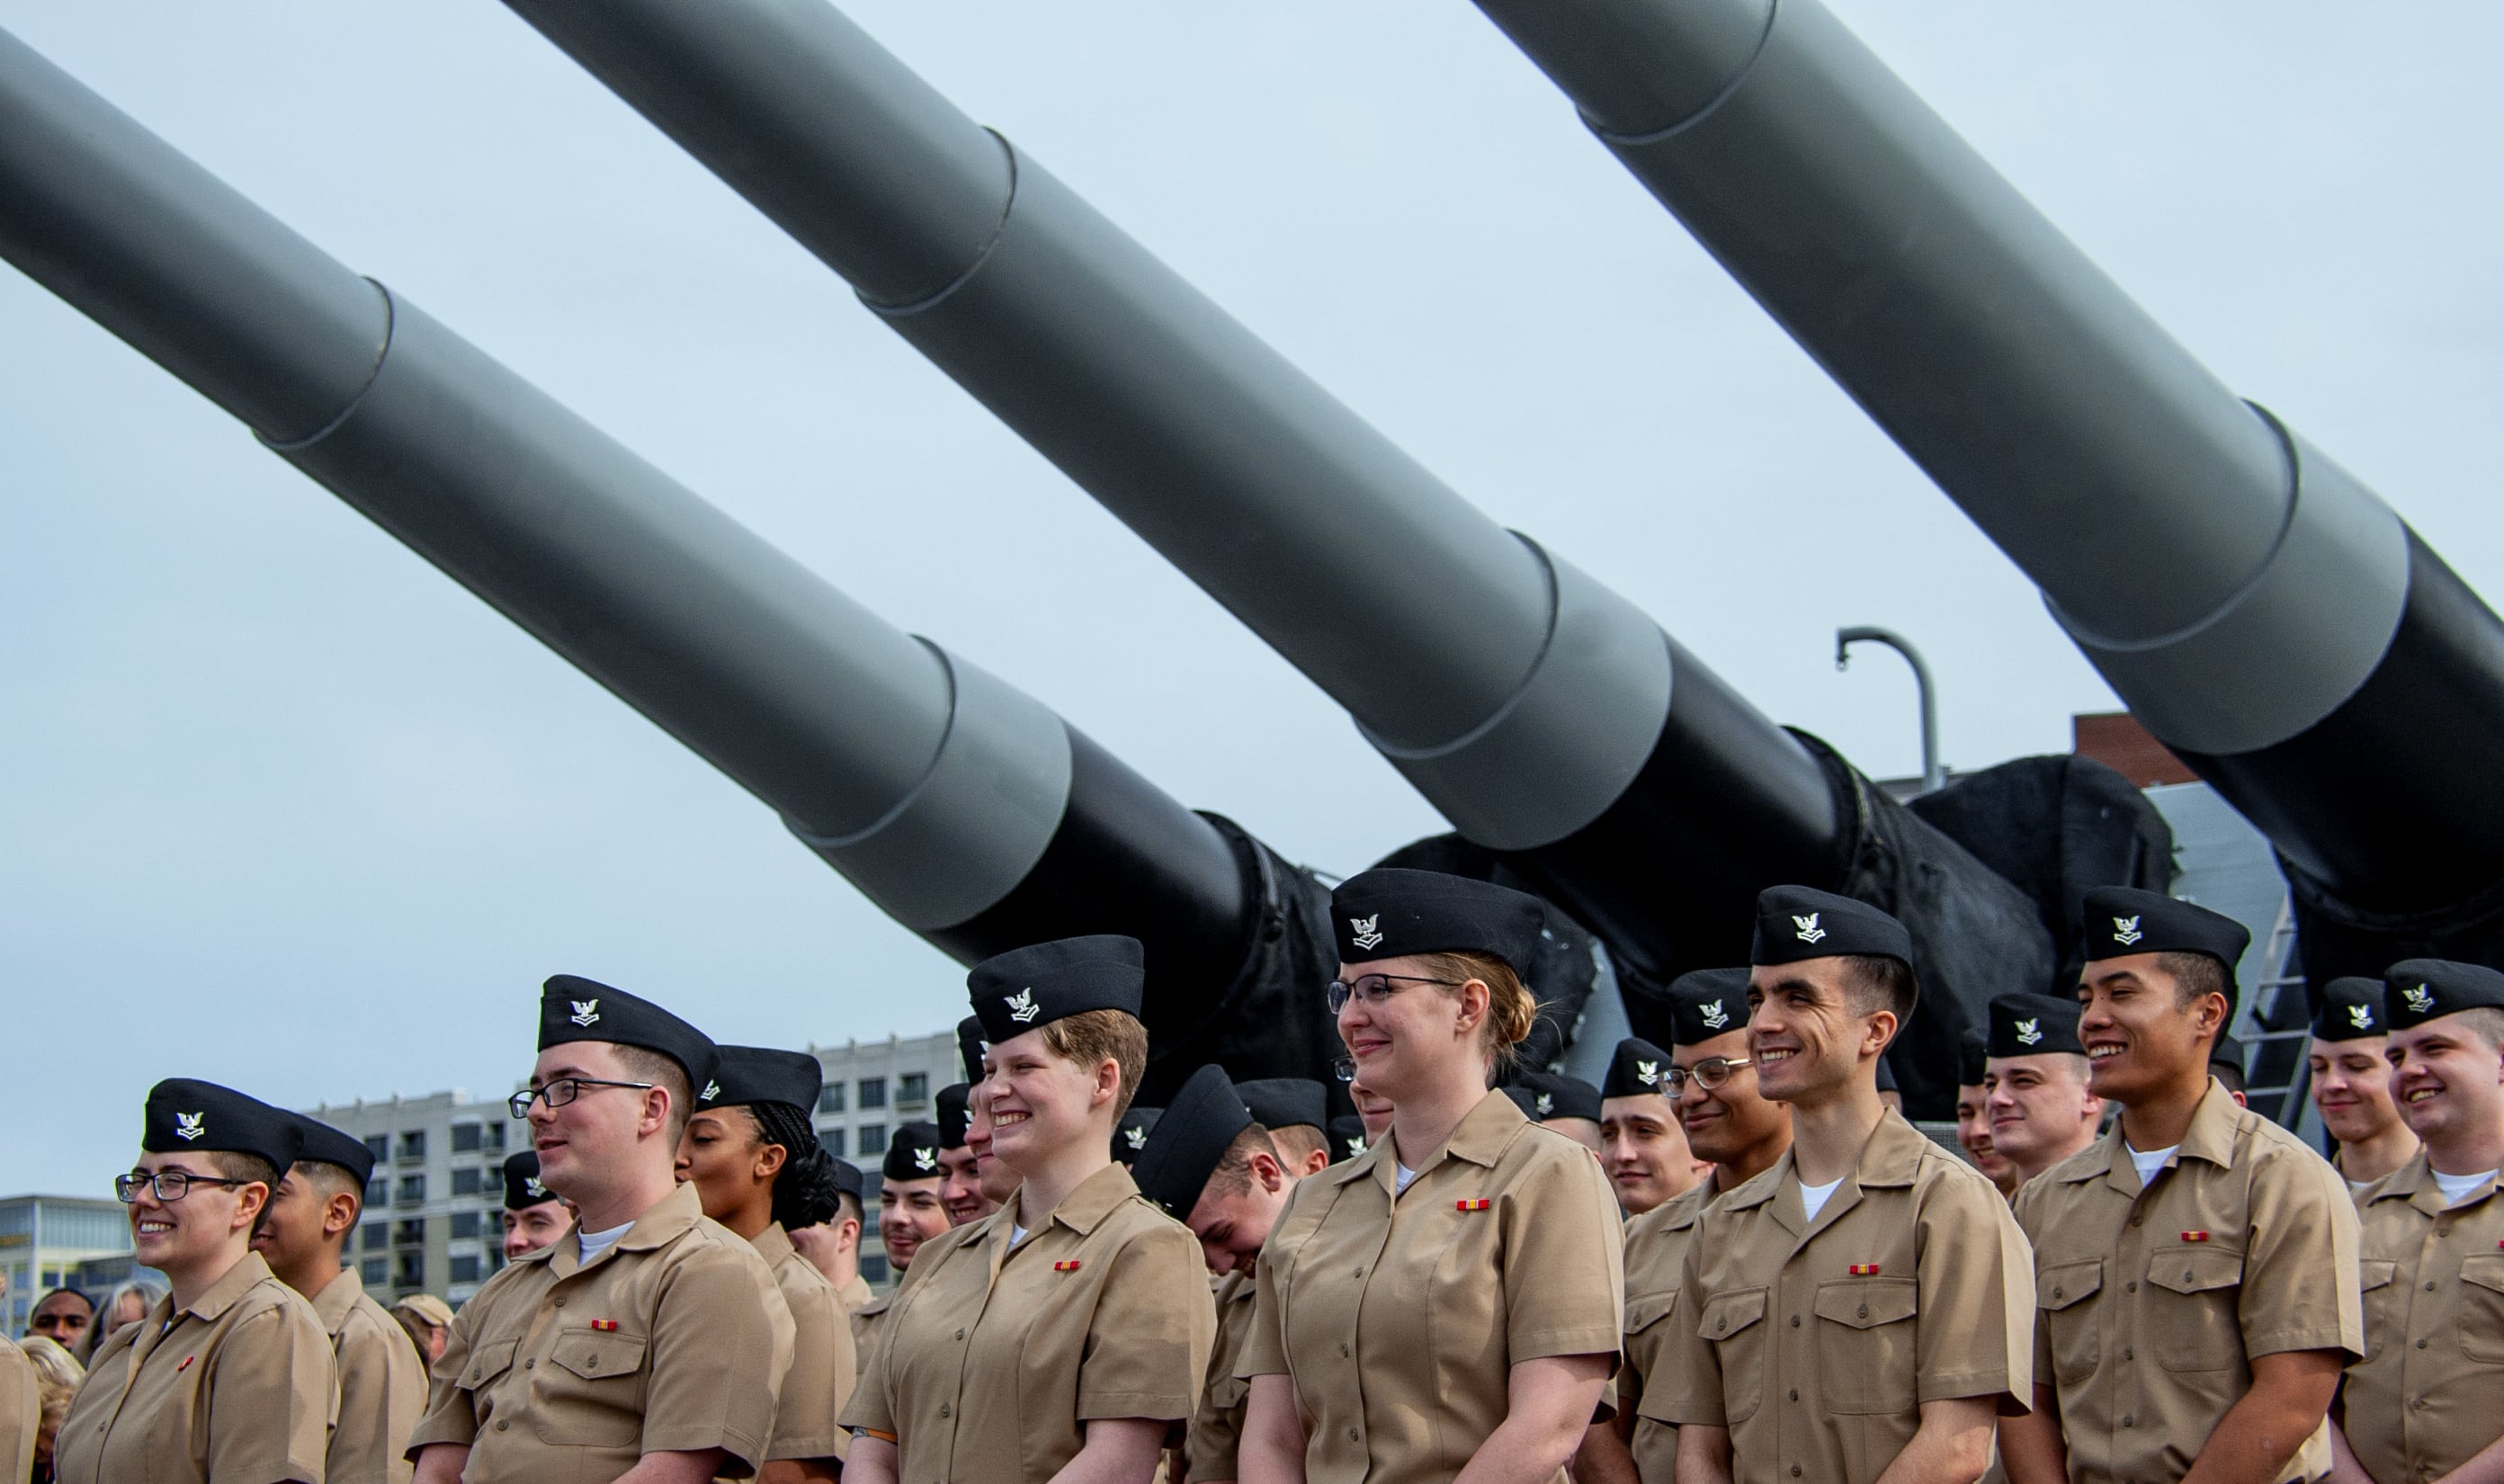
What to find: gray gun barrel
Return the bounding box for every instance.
[0,24,1300,1055]
[500,0,1856,980]
[1471,0,2504,916]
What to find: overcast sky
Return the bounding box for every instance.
[3,2,2496,1198]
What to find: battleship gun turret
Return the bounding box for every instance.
[0,23,1407,1104]
[1469,0,2504,982]
[487,0,2181,1113]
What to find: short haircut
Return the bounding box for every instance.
[1203,1122,1277,1201]
[2158,952,2232,1013]
[2210,1056,2246,1098]
[295,1160,365,1205]
[833,1189,863,1229]
[1266,1123,1328,1170]
[205,1149,282,1193]
[1040,1008,1149,1119]
[2445,1006,2504,1050]
[1842,954,1917,1029]
[612,1043,695,1140]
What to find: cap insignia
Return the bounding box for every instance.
[1123,1125,1147,1151]
[174,1112,205,1141]
[1699,999,1729,1031]
[1346,1135,1366,1157]
[2111,916,2142,947]
[2349,1004,2375,1030]
[2015,1017,2043,1047]
[1005,988,1041,1024]
[524,1177,550,1199]
[569,998,601,1027]
[1349,914,1383,952]
[701,1080,720,1103]
[1792,913,1826,944]
[912,1147,937,1174]
[1534,1092,1553,1118]
[2404,985,2436,1014]
[1635,1059,1659,1087]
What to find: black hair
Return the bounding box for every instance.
[750,1101,845,1231]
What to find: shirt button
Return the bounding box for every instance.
[2052,1288,2064,1301]
[1340,1343,1351,1357]
[1348,1428,1360,1443]
[2417,1339,2429,1349]
[2126,1281,2139,1294]
[2123,1415,2134,1428]
[1792,1467,1802,1478]
[524,1359,534,1369]
[954,1329,965,1341]
[496,1420,509,1432]
[1856,1304,1870,1319]
[2130,1214,2144,1227]
[1789,1390,1799,1402]
[2122,1348,2133,1362]
[1790,1315,1801,1328]
[940,1404,952,1417]
[553,1298,566,1309]
[2428,1282,2439,1292]
[2437,1228,2450,1238]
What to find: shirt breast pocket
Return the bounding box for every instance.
[1814,1278,1918,1415]
[2038,1259,2104,1386]
[2356,1260,2399,1360]
[532,1326,648,1447]
[2148,1247,2244,1372]
[456,1337,520,1425]
[2455,1255,2504,1363]
[1697,1287,1768,1424]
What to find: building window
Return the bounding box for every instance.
[858,1077,887,1110]
[452,1168,482,1197]
[450,1211,482,1239]
[363,1226,389,1252]
[393,1253,424,1291]
[862,1252,889,1283]
[363,1134,390,1165]
[450,1255,482,1283]
[818,1084,845,1114]
[398,1131,426,1162]
[398,1176,425,1204]
[395,1220,425,1247]
[818,1130,845,1158]
[898,1073,928,1104]
[365,1178,389,1209]
[361,1257,388,1285]
[485,1122,506,1151]
[487,1247,507,1274]
[451,1123,483,1154]
[858,1122,886,1158]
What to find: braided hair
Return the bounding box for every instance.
[749,1100,844,1232]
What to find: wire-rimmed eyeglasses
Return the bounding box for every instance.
[1326,973,1464,1015]
[1656,1057,1753,1095]
[507,1077,655,1120]
[113,1169,250,1204]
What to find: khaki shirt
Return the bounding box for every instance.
[309,1266,426,1484]
[847,1290,894,1381]
[1,1334,36,1484]
[55,1251,336,1484]
[1186,1269,1257,1483]
[843,1161,1214,1484]
[835,1274,874,1316]
[2344,1153,2504,1482]
[408,1182,796,1481]
[2013,1079,2362,1484]
[1239,1089,1624,1484]
[1657,1110,2034,1484]
[1625,1177,1716,1484]
[753,1222,855,1465]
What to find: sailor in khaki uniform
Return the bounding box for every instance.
[1234,1080,1333,1179]
[1239,869,1624,1484]
[843,935,1216,1484]
[2308,978,2419,1192]
[498,1151,570,1263]
[56,1079,337,1484]
[1658,889,2032,1484]
[847,1124,947,1371]
[1978,994,2103,1188]
[2002,890,2360,1484]
[785,1158,874,1317]
[253,1113,427,1484]
[408,978,794,1484]
[933,1085,998,1227]
[680,1046,862,1481]
[2332,959,2504,1484]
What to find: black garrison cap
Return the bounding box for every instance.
[2078,888,2250,984]
[1327,1115,1370,1163]
[882,1122,943,1183]
[2312,978,2389,1042]
[1958,1030,1990,1087]
[503,1151,559,1211]
[1601,1038,1676,1101]
[957,1016,988,1084]
[1133,1066,1256,1219]
[694,1046,822,1114]
[1329,868,1546,975]
[1113,1106,1162,1166]
[935,1084,971,1149]
[1752,886,1915,970]
[1663,968,1751,1047]
[142,1079,300,1176]
[1235,1077,1327,1133]
[2211,1033,2248,1091]
[1989,992,2087,1059]
[1505,1070,1602,1124]
[2383,958,2504,1032]
[289,1113,375,1185]
[969,936,1145,1044]
[539,974,717,1088]
[827,1158,865,1202]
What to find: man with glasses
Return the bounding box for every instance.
[408,977,795,1484]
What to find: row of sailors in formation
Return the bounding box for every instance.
[6,869,2501,1484]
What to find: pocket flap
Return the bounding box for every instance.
[1626,1289,1680,1335]
[1698,1287,1766,1341]
[2459,1255,2504,1296]
[459,1338,518,1390]
[548,1327,647,1381]
[2039,1259,2103,1310]
[2149,1247,2244,1295]
[1206,1373,1248,1410]
[1814,1277,1918,1329]
[2359,1259,2398,1293]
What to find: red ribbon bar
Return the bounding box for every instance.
[1848,1264,1881,1276]
[176,1354,195,1372]
[590,1319,619,1332]
[1054,1259,1082,1272]
[2180,1231,2210,1243]
[1456,1199,1491,1211]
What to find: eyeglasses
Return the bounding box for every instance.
[1326,973,1464,1014]
[507,1077,656,1119]
[1658,1057,1753,1095]
[114,1169,250,1203]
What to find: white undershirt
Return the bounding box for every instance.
[1798,1176,1845,1222]
[1008,1222,1028,1248]
[2432,1167,2498,1206]
[2128,1143,2178,1185]
[1394,1162,1420,1195]
[576,1220,633,1265]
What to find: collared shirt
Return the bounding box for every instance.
[1657,1109,2034,1484]
[843,1161,1215,1484]
[1,1334,37,1484]
[1625,1176,1717,1484]
[836,1273,874,1315]
[55,1251,336,1484]
[2344,1152,2504,1482]
[848,1288,895,1379]
[1187,1268,1259,1483]
[407,1181,796,1481]
[1239,1088,1624,1484]
[309,1265,426,1484]
[2013,1079,2362,1484]
[752,1221,856,1465]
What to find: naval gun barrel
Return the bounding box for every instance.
[1471,0,2504,920]
[498,0,1859,986]
[0,25,1342,1087]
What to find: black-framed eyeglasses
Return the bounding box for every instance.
[1326,973,1465,1015]
[1658,1057,1753,1095]
[507,1077,656,1119]
[114,1169,250,1204]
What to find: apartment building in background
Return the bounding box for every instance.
[300,1090,517,1308]
[0,1194,132,1333]
[806,1030,961,1285]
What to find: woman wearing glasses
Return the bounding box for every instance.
[55,1078,337,1484]
[1238,868,1624,1484]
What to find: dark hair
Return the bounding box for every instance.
[204,1149,283,1238]
[31,1287,92,1319]
[1842,955,1918,1030]
[750,1101,844,1231]
[2158,952,2234,1015]
[613,1044,695,1140]
[1203,1122,1277,1200]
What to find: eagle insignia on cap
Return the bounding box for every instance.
[701,1080,720,1103]
[2111,916,2142,947]
[569,998,601,1027]
[1793,913,1825,944]
[2015,1018,2043,1047]
[1534,1092,1554,1118]
[912,1147,938,1173]
[2404,985,2436,1014]
[1349,914,1384,952]
[1005,988,1041,1024]
[174,1112,205,1141]
[2348,1004,2375,1029]
[1699,999,1730,1031]
[1123,1125,1148,1151]
[524,1177,550,1199]
[1635,1059,1659,1086]
[1346,1135,1367,1157]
